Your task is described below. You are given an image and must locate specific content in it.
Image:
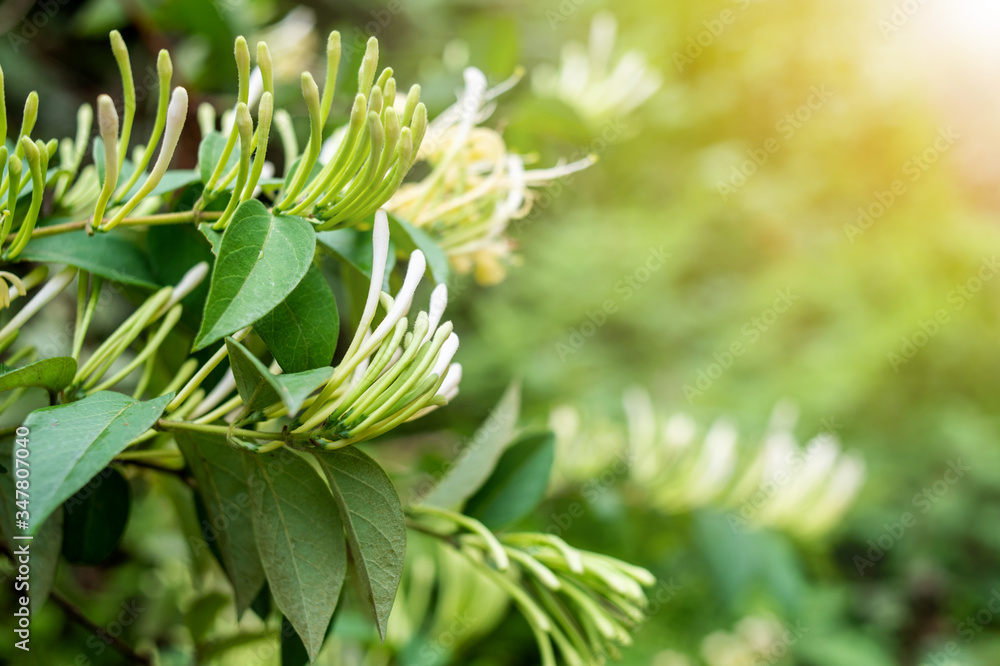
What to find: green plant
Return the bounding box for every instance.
[0,28,653,665]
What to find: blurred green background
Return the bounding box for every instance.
[4,0,1000,663]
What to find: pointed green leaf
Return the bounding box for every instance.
[317,228,396,290]
[253,262,339,373]
[148,223,214,328]
[244,449,347,661]
[387,214,450,285]
[142,169,200,198]
[313,447,406,640]
[464,431,556,529]
[194,200,316,350]
[199,223,223,255]
[18,231,160,289]
[184,592,231,643]
[420,381,521,509]
[176,431,266,616]
[198,131,239,186]
[0,357,76,393]
[226,338,334,419]
[24,391,172,533]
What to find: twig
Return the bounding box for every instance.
[116,458,194,486]
[0,542,151,664]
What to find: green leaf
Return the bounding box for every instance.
[184,591,231,644]
[313,447,406,640]
[145,169,201,198]
[254,262,339,373]
[226,338,334,419]
[199,131,239,186]
[420,381,521,510]
[176,431,266,616]
[148,223,215,328]
[93,136,136,187]
[24,391,172,533]
[0,357,76,393]
[244,449,347,661]
[194,200,316,350]
[317,228,396,291]
[200,223,223,255]
[18,231,160,289]
[464,431,556,529]
[61,466,130,564]
[388,214,450,285]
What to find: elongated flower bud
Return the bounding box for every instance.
[103,87,188,230]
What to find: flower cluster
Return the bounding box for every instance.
[0,31,189,247]
[197,32,427,232]
[408,505,655,665]
[549,390,866,539]
[294,210,460,445]
[387,67,594,285]
[164,211,460,449]
[532,12,662,127]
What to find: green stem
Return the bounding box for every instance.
[156,419,287,442]
[6,211,223,244]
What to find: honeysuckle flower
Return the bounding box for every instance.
[624,392,866,538]
[701,615,788,666]
[164,210,461,449]
[0,267,77,351]
[294,210,461,445]
[102,86,188,231]
[532,11,662,127]
[0,271,27,311]
[407,506,655,665]
[254,7,319,86]
[70,261,208,395]
[387,67,594,285]
[550,389,865,540]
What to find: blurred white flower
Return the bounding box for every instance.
[702,615,787,666]
[550,389,866,540]
[253,7,319,85]
[387,67,594,285]
[532,11,662,126]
